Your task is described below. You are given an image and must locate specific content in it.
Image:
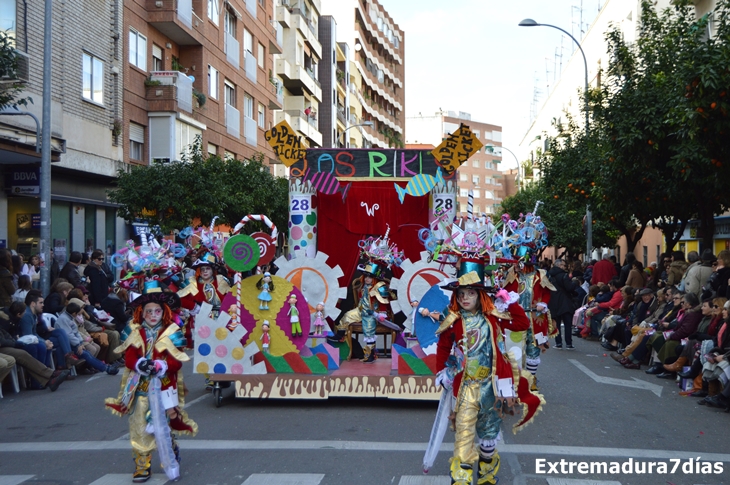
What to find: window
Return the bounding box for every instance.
[208,65,219,99]
[175,120,202,161]
[473,130,480,139]
[208,143,218,156]
[129,29,147,70]
[643,246,648,267]
[129,122,145,161]
[152,45,163,71]
[257,43,265,69]
[459,173,467,182]
[474,205,480,214]
[484,161,492,170]
[208,0,220,24]
[224,151,234,161]
[0,0,17,44]
[243,93,253,118]
[459,188,468,197]
[224,81,236,106]
[473,190,480,199]
[472,160,479,168]
[257,103,265,128]
[82,53,104,104]
[484,190,494,199]
[472,175,479,185]
[243,29,253,54]
[224,9,236,37]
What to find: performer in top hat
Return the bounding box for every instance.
[105,282,197,483]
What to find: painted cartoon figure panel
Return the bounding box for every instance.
[221,274,312,356]
[413,281,454,351]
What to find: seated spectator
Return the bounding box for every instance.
[11,254,23,288]
[101,287,132,334]
[0,248,17,307]
[59,251,84,288]
[702,249,730,300]
[8,300,52,369]
[12,275,32,303]
[604,288,658,351]
[54,302,118,376]
[582,279,622,339]
[1,308,70,391]
[696,300,730,409]
[645,292,702,376]
[20,290,84,369]
[684,250,715,299]
[44,280,73,315]
[670,297,727,381]
[68,292,121,364]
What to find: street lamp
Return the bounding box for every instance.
[339,121,374,147]
[519,18,592,260]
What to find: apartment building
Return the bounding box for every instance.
[0,0,127,261]
[272,0,323,149]
[320,0,404,148]
[125,0,283,169]
[407,111,504,216]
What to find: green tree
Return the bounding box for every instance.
[0,31,31,110]
[109,138,289,234]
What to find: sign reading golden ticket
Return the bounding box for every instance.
[431,123,484,174]
[265,120,308,167]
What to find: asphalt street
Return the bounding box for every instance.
[1,336,728,485]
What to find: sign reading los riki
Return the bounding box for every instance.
[289,149,453,179]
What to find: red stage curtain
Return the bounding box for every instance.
[317,181,429,285]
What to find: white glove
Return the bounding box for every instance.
[189,305,201,316]
[435,368,454,390]
[536,302,548,313]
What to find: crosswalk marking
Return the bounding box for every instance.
[241,474,325,485]
[547,479,622,485]
[87,474,170,485]
[0,477,34,485]
[398,476,450,485]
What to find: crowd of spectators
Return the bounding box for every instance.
[549,249,730,413]
[1,247,130,394]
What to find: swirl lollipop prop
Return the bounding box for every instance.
[223,234,261,273]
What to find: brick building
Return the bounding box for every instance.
[124,0,283,171]
[0,0,127,261]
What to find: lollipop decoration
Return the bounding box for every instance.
[250,231,276,266]
[223,234,261,273]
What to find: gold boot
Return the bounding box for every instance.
[477,452,501,485]
[449,457,473,485]
[132,451,151,483]
[530,374,539,392]
[361,344,376,363]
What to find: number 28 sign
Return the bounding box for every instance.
[290,195,312,215]
[433,193,456,219]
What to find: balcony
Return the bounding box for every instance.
[145,0,203,46]
[146,71,194,113]
[291,10,322,59]
[244,51,257,83]
[225,32,240,69]
[336,105,346,125]
[269,23,283,55]
[277,59,322,101]
[275,6,291,27]
[269,79,284,110]
[226,104,240,139]
[275,110,322,147]
[244,116,257,146]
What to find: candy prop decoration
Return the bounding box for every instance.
[232,214,279,241]
[194,302,248,375]
[223,234,261,272]
[394,168,445,203]
[250,231,276,266]
[304,168,352,201]
[274,250,347,320]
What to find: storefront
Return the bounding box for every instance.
[1,165,129,265]
[675,216,730,257]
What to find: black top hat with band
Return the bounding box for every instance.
[130,279,181,309]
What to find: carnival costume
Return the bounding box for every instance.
[503,265,555,391]
[433,263,544,485]
[338,230,403,363]
[105,288,197,483]
[178,252,231,344]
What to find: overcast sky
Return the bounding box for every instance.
[379,0,603,169]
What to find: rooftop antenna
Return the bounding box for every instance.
[545,57,552,95]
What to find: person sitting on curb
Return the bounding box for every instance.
[54,302,119,376]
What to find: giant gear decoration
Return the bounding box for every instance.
[389,251,456,316]
[273,250,348,321]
